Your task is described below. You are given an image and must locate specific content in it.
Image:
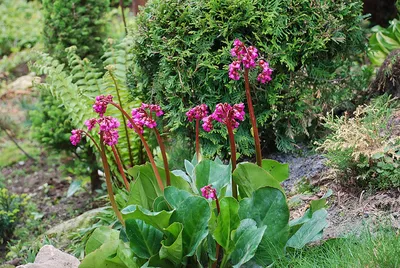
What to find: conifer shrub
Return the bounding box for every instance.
[130,0,367,155]
[42,0,110,65]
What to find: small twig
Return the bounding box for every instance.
[1,127,36,162]
[119,0,128,35]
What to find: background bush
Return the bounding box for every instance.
[0,0,42,56]
[0,188,29,244]
[317,94,400,190]
[42,0,110,65]
[130,0,368,155]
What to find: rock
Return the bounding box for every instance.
[16,245,79,268]
[46,207,106,236]
[7,74,37,92]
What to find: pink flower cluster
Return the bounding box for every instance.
[228,39,273,84]
[93,95,113,116]
[186,104,209,122]
[202,103,245,132]
[83,116,120,146]
[127,103,164,134]
[70,129,83,146]
[257,60,273,84]
[201,185,217,200]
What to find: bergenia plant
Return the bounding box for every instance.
[76,41,330,268]
[229,39,273,166]
[186,104,209,161]
[128,103,171,186]
[202,103,245,199]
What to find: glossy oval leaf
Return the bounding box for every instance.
[233,162,283,198]
[238,187,289,266]
[213,197,240,250]
[125,219,163,259]
[229,219,266,268]
[160,222,184,266]
[170,196,211,257]
[195,159,231,198]
[164,186,193,209]
[261,159,289,182]
[121,205,173,231]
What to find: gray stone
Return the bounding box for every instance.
[16,245,79,268]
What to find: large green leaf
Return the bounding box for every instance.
[286,209,328,249]
[261,159,289,182]
[80,227,126,268]
[106,242,140,268]
[195,159,231,197]
[127,164,191,209]
[229,219,266,268]
[239,187,289,266]
[310,189,332,213]
[233,162,283,198]
[160,222,184,266]
[125,219,163,259]
[170,196,211,257]
[121,205,173,231]
[85,226,119,255]
[164,186,193,209]
[213,197,240,250]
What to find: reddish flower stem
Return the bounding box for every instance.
[212,197,221,268]
[226,122,238,199]
[153,128,170,186]
[111,145,130,191]
[244,68,262,167]
[195,119,201,162]
[99,137,125,226]
[110,102,165,191]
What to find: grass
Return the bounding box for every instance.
[0,139,39,168]
[275,226,400,268]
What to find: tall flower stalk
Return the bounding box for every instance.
[202,103,245,199]
[229,39,273,166]
[70,127,125,226]
[93,95,166,191]
[186,104,209,161]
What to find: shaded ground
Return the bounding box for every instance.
[271,149,400,239]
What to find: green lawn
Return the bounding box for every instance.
[275,227,400,268]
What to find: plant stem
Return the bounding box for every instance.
[110,102,165,191]
[111,145,130,191]
[220,252,229,268]
[244,69,262,167]
[195,119,201,162]
[99,137,125,226]
[226,123,238,199]
[212,197,221,268]
[119,0,128,35]
[154,128,171,186]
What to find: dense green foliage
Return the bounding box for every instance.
[80,159,329,267]
[368,19,400,66]
[30,93,74,151]
[0,188,29,243]
[42,0,110,65]
[130,0,367,154]
[318,95,400,190]
[31,38,143,166]
[0,0,42,56]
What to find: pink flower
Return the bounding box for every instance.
[186,104,209,122]
[102,129,119,146]
[211,103,245,129]
[228,61,241,81]
[202,115,214,132]
[93,95,113,116]
[128,103,164,133]
[228,39,273,82]
[97,116,120,132]
[85,118,97,131]
[70,129,83,146]
[257,60,273,84]
[201,185,217,200]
